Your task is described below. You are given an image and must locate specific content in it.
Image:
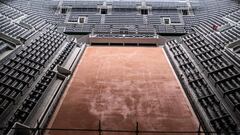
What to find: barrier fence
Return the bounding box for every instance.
[2,120,240,135]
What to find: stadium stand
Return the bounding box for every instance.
[165,39,237,132]
[1,0,240,134]
[7,41,84,133]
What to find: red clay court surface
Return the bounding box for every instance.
[47,47,199,135]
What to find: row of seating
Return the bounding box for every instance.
[136,25,155,34]
[148,14,181,24]
[64,23,186,34]
[0,15,27,39]
[61,0,186,9]
[7,41,82,133]
[155,25,185,34]
[193,16,228,35]
[111,9,139,15]
[152,9,179,15]
[71,8,97,14]
[1,0,239,35]
[184,0,240,34]
[65,24,92,33]
[105,15,144,24]
[0,3,24,20]
[0,29,66,121]
[1,0,60,24]
[0,2,56,43]
[21,14,53,30]
[62,0,101,8]
[68,5,183,16]
[94,34,155,38]
[166,39,237,131]
[68,13,181,25]
[7,70,56,133]
[150,1,187,9]
[68,14,101,24]
[49,41,78,70]
[111,25,136,34]
[206,26,240,47]
[94,24,111,33]
[182,33,240,117]
[226,9,240,23]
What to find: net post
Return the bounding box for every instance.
[98,120,102,135]
[136,121,139,135]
